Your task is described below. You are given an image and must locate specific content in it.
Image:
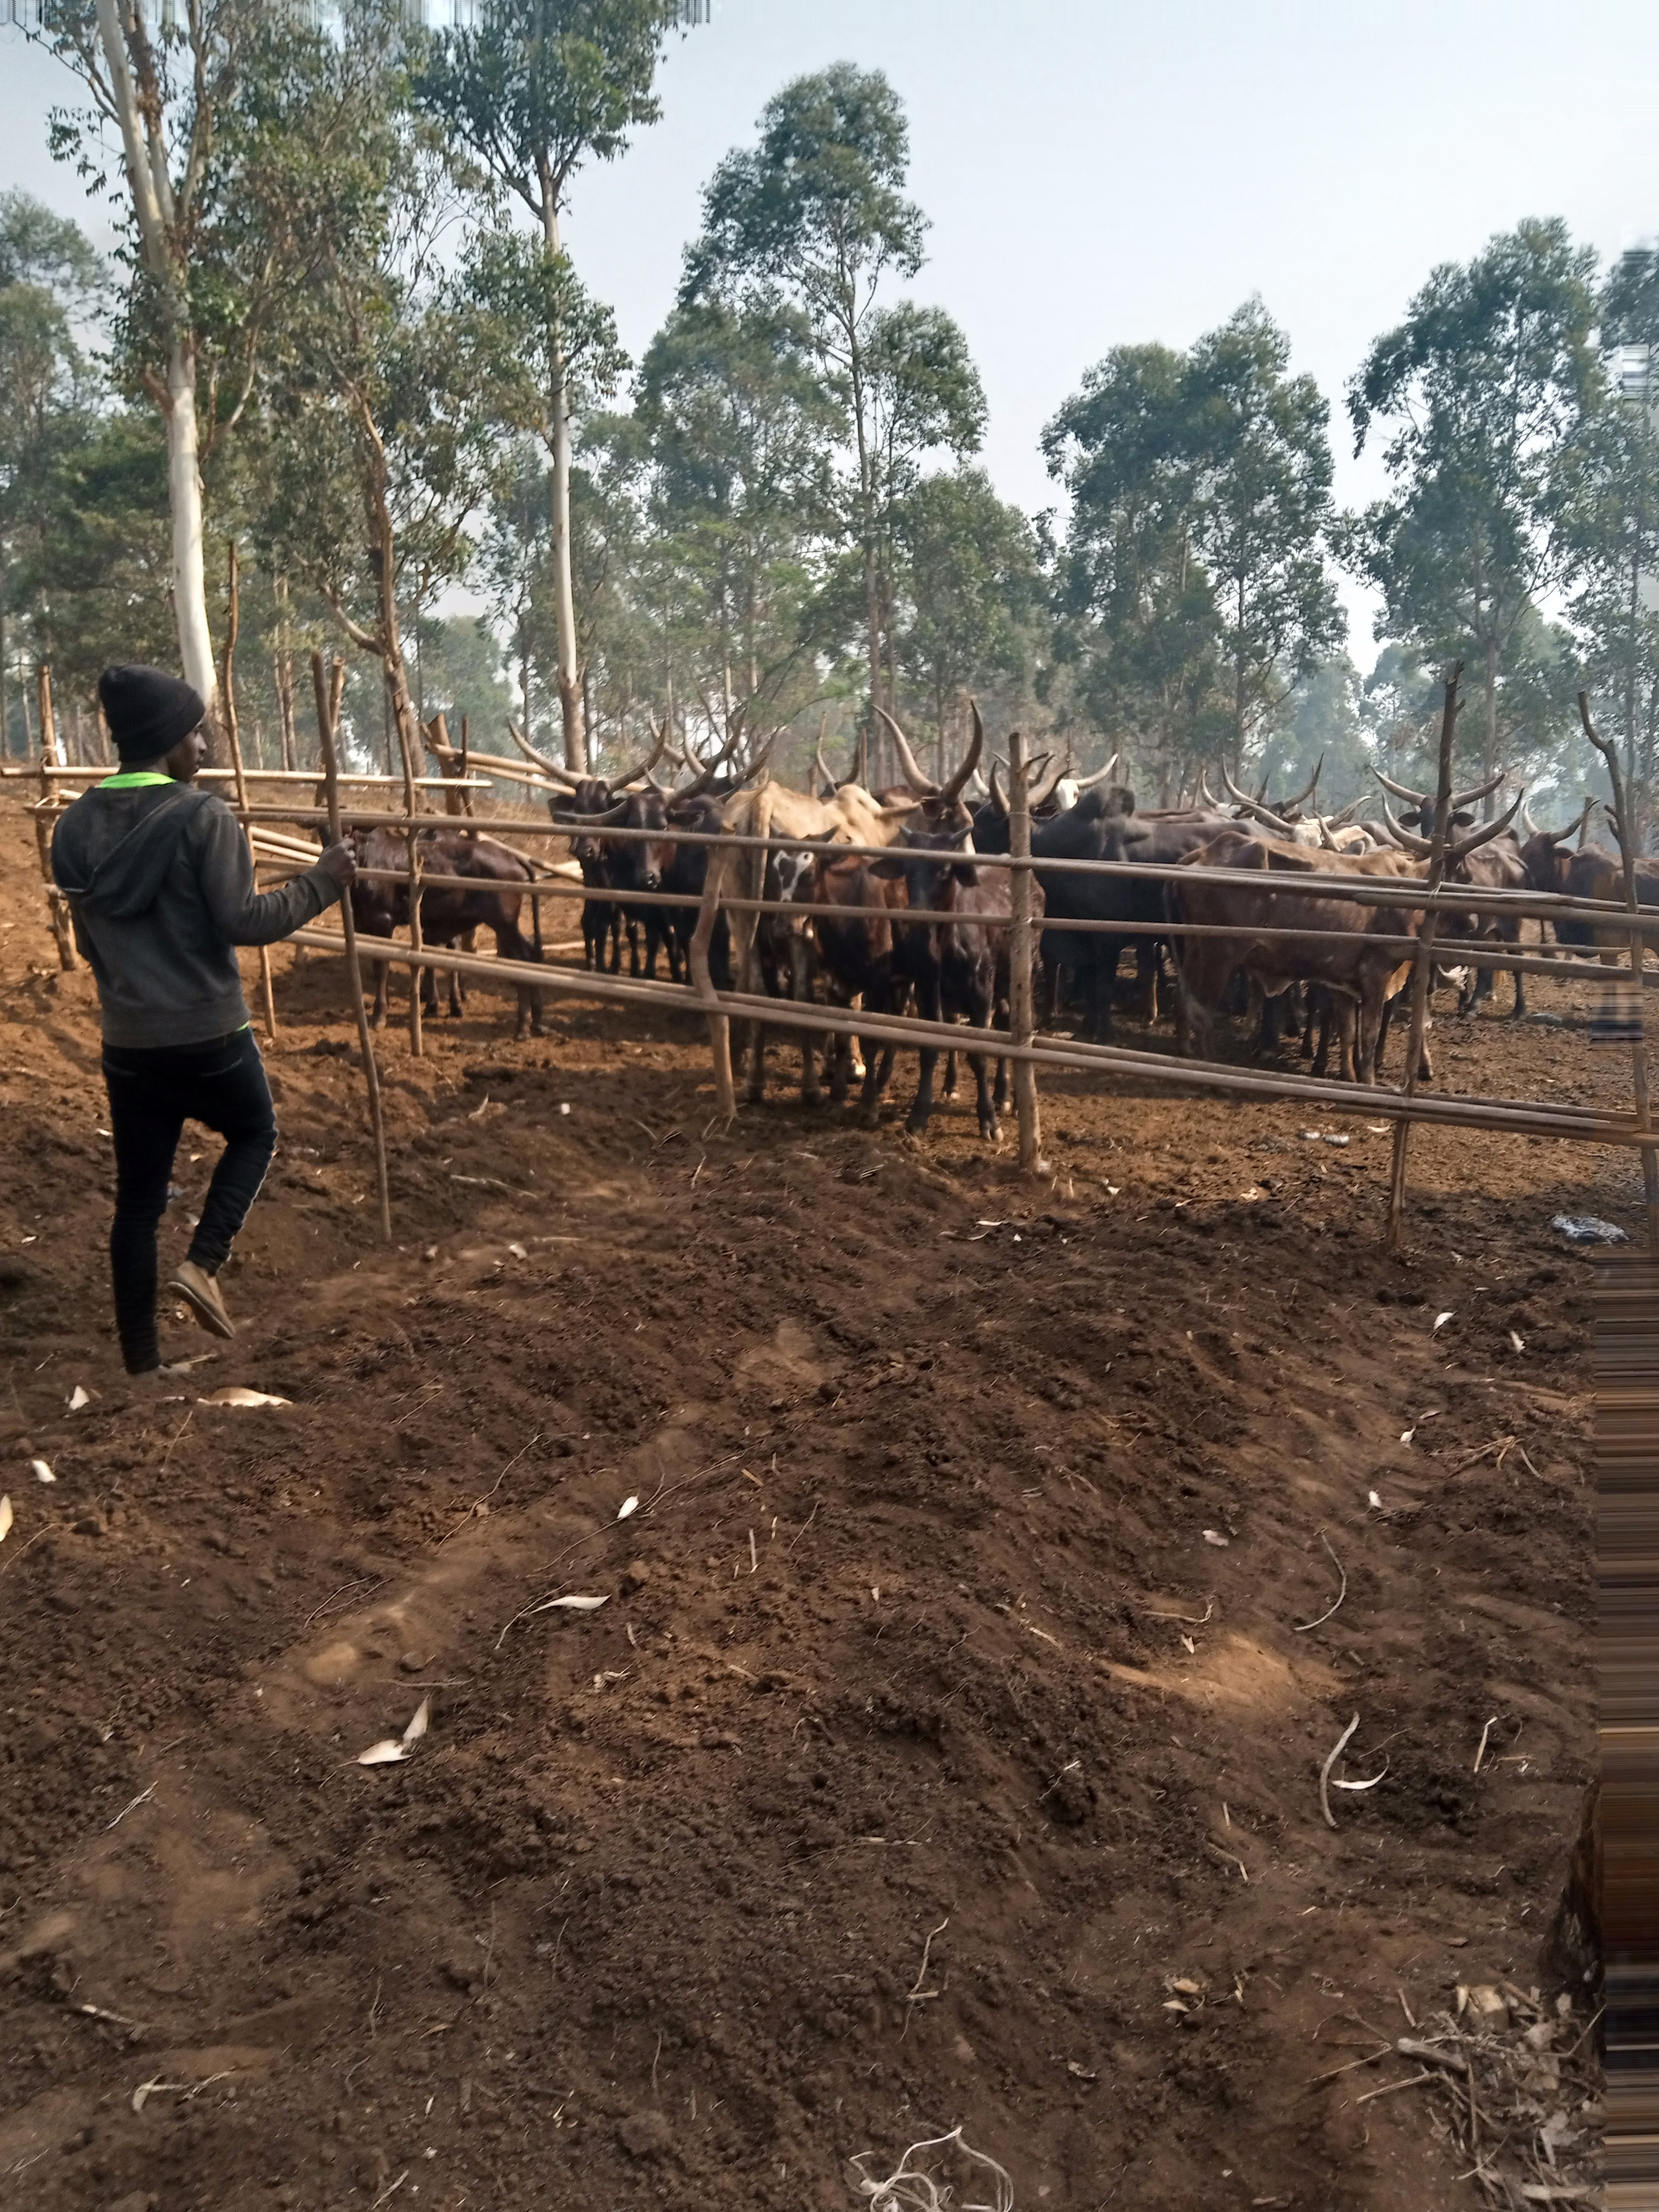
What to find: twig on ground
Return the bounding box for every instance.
[1397,2037,1469,2075]
[1308,2044,1392,2088]
[105,1783,155,1832]
[1353,2069,1431,2105]
[1319,1713,1360,1829]
[901,1917,949,2038]
[1145,1597,1214,1625]
[1473,1715,1499,1774]
[1293,1532,1347,1632]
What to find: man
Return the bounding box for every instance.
[51,663,356,1376]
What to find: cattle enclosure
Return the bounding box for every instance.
[0,721,1616,2208]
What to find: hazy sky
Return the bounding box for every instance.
[2,0,1654,651]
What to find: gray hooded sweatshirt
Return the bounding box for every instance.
[51,778,341,1048]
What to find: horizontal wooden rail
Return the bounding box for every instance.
[214,800,1658,934]
[286,925,1637,1148]
[278,860,1649,985]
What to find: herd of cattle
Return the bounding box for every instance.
[339,709,1654,1137]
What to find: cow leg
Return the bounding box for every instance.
[942,1052,958,1100]
[1137,941,1159,1023]
[789,932,822,1106]
[993,1056,1009,1111]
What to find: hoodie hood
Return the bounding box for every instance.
[51,781,213,921]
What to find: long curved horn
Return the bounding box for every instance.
[1375,766,1431,807]
[987,757,1009,816]
[554,795,631,828]
[814,714,836,798]
[853,725,869,791]
[1027,750,1068,809]
[508,720,581,789]
[608,718,670,792]
[1377,801,1432,855]
[1317,816,1340,851]
[1520,794,1539,837]
[938,698,986,806]
[1199,771,1221,808]
[1448,767,1508,815]
[1221,760,1295,835]
[874,705,938,794]
[1327,795,1364,828]
[1283,752,1324,815]
[1446,790,1523,861]
[1578,794,1596,849]
[1073,751,1120,792]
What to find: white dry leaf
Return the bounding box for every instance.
[1400,1428,1416,1447]
[1104,1182,1120,1196]
[616,1494,639,1521]
[976,1218,1005,1228]
[1322,1133,1350,1148]
[532,1593,608,1614]
[507,1241,527,1260]
[402,1697,431,1746]
[1368,1489,1384,1509]
[1432,1311,1455,1334]
[356,1740,408,1767]
[67,1384,90,1412]
[1509,1329,1526,1354]
[1367,1123,1392,1134]
[1202,1528,1230,1548]
[198,1387,292,1409]
[31,1457,56,1484]
[558,1102,570,1116]
[1180,1634,1196,1655]
[0,1494,11,1542]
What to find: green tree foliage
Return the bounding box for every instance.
[1045,303,1335,792]
[682,65,943,735]
[1187,301,1342,760]
[1558,248,1659,828]
[890,467,1038,771]
[1346,218,1600,791]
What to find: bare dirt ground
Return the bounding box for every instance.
[0,804,1613,2210]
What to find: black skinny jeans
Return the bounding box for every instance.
[102,1028,276,1373]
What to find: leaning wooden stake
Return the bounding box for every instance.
[313,649,392,1242]
[220,541,278,1040]
[1578,692,1659,1257]
[393,696,424,1057]
[34,663,78,972]
[1385,661,1461,1248]
[688,843,736,1118]
[1007,727,1045,1173]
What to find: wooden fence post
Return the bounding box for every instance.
[313,650,392,1242]
[220,541,278,1040]
[34,663,78,973]
[1007,728,1045,1173]
[688,844,736,1118]
[1385,663,1461,1248]
[1578,692,1659,1258]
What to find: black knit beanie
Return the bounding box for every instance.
[98,664,206,763]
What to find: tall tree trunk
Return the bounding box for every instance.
[540,182,587,772]
[93,0,217,711]
[1484,631,1499,791]
[163,332,215,704]
[274,577,297,771]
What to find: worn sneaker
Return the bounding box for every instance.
[168,1258,236,1340]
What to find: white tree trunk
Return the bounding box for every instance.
[165,332,216,705]
[541,196,587,772]
[94,0,217,710]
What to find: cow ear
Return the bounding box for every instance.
[870,854,906,879]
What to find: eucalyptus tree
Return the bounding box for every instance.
[1559,247,1659,820]
[246,9,507,779]
[413,0,685,769]
[1043,341,1221,792]
[29,0,311,704]
[1186,300,1341,765]
[1347,218,1600,790]
[680,64,932,733]
[891,466,1038,771]
[635,296,834,744]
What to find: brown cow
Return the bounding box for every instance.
[350,826,547,1040]
[1170,829,1431,1082]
